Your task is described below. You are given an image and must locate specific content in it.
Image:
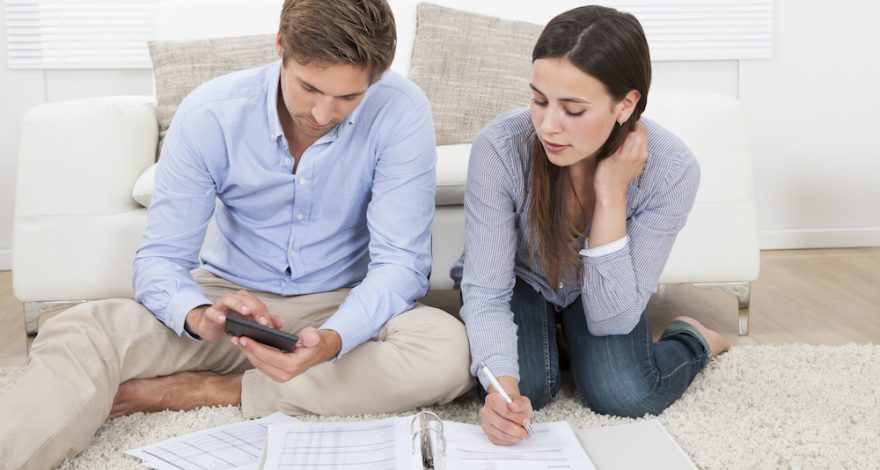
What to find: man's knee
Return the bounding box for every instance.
[33,299,169,368]
[390,306,473,401]
[41,299,153,333]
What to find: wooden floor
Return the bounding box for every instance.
[1,248,878,367]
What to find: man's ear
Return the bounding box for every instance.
[617,89,642,124]
[275,32,284,59]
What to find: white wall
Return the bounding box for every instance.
[740,0,880,248]
[0,0,878,270]
[0,5,153,270]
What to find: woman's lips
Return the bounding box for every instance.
[542,140,568,154]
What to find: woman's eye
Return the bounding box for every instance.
[532,99,548,107]
[565,109,585,117]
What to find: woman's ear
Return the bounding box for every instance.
[616,89,642,125]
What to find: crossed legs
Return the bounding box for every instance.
[0,271,472,469]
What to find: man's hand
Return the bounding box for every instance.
[478,375,533,445]
[232,327,342,383]
[184,290,281,341]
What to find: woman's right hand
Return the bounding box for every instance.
[594,121,648,203]
[478,376,533,445]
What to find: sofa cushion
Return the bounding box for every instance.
[408,4,542,145]
[149,34,277,154]
[435,144,471,206]
[131,144,472,208]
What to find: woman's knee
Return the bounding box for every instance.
[575,375,669,418]
[516,366,556,410]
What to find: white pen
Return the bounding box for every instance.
[479,362,534,437]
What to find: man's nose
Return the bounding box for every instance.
[311,96,334,125]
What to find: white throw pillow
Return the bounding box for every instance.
[132,145,471,208]
[131,164,156,207]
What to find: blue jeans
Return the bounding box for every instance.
[506,277,710,417]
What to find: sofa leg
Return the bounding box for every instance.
[692,282,751,336]
[23,301,86,336]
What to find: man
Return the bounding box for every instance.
[0,1,472,468]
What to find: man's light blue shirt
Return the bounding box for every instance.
[133,61,437,358]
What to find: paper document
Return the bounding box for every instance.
[262,416,594,469]
[443,420,596,470]
[264,417,412,469]
[126,412,297,470]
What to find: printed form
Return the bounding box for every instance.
[126,413,297,470]
[263,418,594,469]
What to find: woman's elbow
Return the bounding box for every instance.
[586,311,641,336]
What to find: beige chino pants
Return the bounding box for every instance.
[0,270,473,470]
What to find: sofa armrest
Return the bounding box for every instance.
[13,96,157,302]
[14,95,158,217]
[647,89,760,285]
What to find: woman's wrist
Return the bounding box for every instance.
[594,186,627,208]
[490,375,521,397]
[589,192,628,247]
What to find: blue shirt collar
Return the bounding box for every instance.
[265,60,374,145]
[266,61,285,142]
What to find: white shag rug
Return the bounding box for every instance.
[2,344,879,469]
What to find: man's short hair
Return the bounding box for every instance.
[279,0,396,83]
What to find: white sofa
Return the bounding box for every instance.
[12,1,760,335]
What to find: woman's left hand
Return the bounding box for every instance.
[594,121,648,203]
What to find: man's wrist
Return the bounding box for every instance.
[318,329,342,361]
[184,305,209,339]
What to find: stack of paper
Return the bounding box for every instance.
[127,415,695,469]
[262,417,594,469]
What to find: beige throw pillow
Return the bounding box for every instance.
[408,4,543,145]
[148,34,278,155]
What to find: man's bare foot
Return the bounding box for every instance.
[109,371,243,420]
[671,316,731,358]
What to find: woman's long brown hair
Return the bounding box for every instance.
[527,6,651,286]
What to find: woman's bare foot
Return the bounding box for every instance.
[671,316,731,358]
[109,371,243,420]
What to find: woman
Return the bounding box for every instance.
[451,5,730,445]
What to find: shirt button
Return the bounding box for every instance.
[558,282,564,289]
[296,213,304,221]
[290,250,297,257]
[299,177,306,185]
